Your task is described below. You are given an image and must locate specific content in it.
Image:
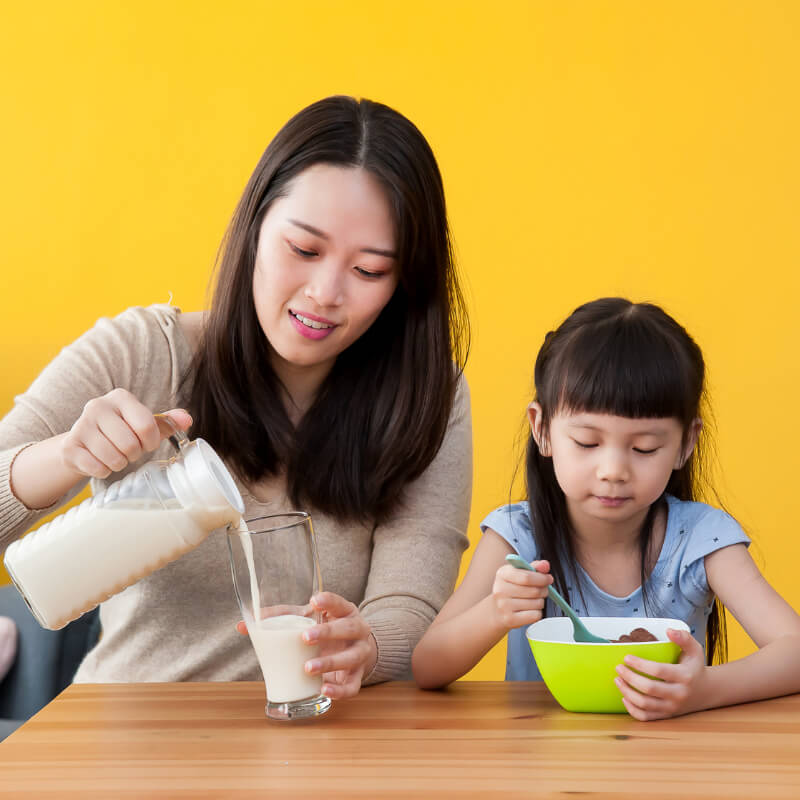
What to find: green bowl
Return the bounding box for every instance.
[526,616,688,713]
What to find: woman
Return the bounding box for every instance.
[0,96,472,699]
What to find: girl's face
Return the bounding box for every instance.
[529,406,699,530]
[252,164,399,381]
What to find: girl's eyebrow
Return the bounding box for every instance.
[287,219,397,258]
[567,422,671,436]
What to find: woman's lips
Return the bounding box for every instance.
[288,310,337,340]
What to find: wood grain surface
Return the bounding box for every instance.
[1,681,799,798]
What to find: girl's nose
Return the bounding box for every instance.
[304,262,344,308]
[596,450,629,482]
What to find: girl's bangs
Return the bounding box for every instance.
[552,324,693,421]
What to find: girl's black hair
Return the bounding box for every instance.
[526,297,726,664]
[186,96,469,524]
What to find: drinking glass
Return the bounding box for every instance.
[228,512,331,721]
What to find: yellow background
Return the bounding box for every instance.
[1,1,798,679]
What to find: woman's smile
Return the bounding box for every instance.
[288,309,338,340]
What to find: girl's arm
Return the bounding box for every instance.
[616,543,800,719]
[411,529,551,689]
[697,543,800,706]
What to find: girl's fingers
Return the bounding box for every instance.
[495,581,550,600]
[497,565,553,588]
[496,597,546,614]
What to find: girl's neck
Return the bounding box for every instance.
[567,500,666,578]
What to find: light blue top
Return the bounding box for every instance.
[480,495,750,681]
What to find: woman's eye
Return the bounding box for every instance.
[354,266,384,278]
[289,242,317,258]
[572,440,597,449]
[633,447,659,455]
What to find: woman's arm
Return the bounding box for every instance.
[412,530,551,688]
[1,305,194,550]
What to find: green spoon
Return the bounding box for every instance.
[505,554,609,643]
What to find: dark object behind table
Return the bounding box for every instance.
[0,583,101,741]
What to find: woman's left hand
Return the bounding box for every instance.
[614,628,708,720]
[301,592,377,700]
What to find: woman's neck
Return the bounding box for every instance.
[269,351,336,426]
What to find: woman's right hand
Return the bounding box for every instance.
[490,559,552,632]
[61,389,192,479]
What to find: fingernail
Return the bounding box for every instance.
[614,677,622,687]
[303,629,318,643]
[305,660,320,674]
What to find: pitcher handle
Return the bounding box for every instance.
[154,412,190,454]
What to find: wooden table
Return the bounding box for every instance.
[1,681,799,798]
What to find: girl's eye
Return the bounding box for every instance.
[354,266,384,278]
[633,447,659,455]
[289,242,317,258]
[572,440,597,449]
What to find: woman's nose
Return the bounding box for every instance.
[304,262,344,308]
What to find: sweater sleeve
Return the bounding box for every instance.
[359,375,472,684]
[0,305,189,551]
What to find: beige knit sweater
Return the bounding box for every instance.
[0,305,472,684]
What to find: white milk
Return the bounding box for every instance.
[5,500,238,630]
[248,614,322,703]
[238,521,262,624]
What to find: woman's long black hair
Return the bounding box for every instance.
[526,297,726,664]
[186,96,469,524]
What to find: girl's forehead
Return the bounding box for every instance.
[553,410,683,436]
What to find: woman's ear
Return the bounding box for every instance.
[675,417,703,469]
[528,402,551,456]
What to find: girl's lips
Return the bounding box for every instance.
[595,496,630,507]
[288,310,337,340]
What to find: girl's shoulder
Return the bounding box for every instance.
[479,502,537,561]
[665,495,747,539]
[664,495,750,592]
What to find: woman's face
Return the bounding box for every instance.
[252,164,399,382]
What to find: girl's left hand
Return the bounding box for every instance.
[300,592,377,700]
[614,628,708,720]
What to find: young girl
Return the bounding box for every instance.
[412,297,800,719]
[0,96,472,698]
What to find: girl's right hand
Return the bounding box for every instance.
[490,559,552,632]
[61,389,192,479]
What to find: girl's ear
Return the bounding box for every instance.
[674,417,703,469]
[528,402,551,457]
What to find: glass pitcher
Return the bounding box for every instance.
[4,415,245,629]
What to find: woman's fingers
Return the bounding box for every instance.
[62,389,192,479]
[305,639,371,676]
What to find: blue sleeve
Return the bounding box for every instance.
[479,502,538,563]
[679,507,750,607]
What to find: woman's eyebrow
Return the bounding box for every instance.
[288,218,396,258]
